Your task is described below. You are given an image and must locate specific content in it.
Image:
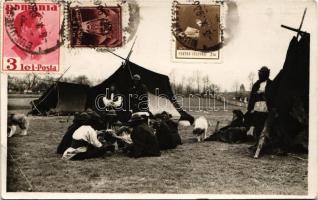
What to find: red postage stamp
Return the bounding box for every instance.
[2,2,62,72]
[69,6,122,48]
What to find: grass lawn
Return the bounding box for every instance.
[6,108,308,194]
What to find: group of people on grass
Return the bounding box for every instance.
[57,74,182,160]
[56,66,307,160]
[59,110,182,160]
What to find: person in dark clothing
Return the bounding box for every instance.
[165,119,182,145]
[125,114,161,158]
[246,66,279,158]
[243,111,268,143]
[205,110,248,143]
[129,74,149,113]
[247,66,274,113]
[152,112,182,150]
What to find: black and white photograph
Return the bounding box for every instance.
[0,0,317,199]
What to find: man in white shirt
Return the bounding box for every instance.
[62,126,114,160]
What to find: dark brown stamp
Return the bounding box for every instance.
[69,6,122,47]
[171,0,224,60]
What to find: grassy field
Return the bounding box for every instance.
[6,97,308,194]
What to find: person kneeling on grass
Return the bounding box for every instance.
[62,126,115,160]
[125,114,161,158]
[205,110,249,143]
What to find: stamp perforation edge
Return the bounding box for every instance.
[1,0,64,73]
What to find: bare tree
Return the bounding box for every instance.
[186,76,195,95]
[23,74,39,91]
[194,70,201,93]
[73,75,91,85]
[232,80,240,93]
[169,69,177,92]
[239,84,246,93]
[248,72,256,91]
[180,75,186,94]
[202,75,210,92]
[209,83,221,96]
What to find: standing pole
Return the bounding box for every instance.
[56,66,71,82]
[296,8,307,40]
[125,36,138,80]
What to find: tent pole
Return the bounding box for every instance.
[125,36,138,80]
[56,66,71,82]
[296,8,307,40]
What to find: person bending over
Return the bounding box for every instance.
[62,126,114,160]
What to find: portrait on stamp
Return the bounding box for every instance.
[69,6,122,47]
[172,1,223,60]
[2,2,61,72]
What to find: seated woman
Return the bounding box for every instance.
[205,110,249,143]
[160,111,182,145]
[62,126,115,160]
[125,114,161,158]
[152,112,182,150]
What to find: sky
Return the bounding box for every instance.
[10,0,317,91]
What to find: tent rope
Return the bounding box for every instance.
[31,100,42,115]
[36,84,56,105]
[9,153,35,191]
[125,36,137,80]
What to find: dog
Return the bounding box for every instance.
[193,116,208,142]
[7,113,29,137]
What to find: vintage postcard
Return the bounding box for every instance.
[1,1,63,72]
[0,0,317,199]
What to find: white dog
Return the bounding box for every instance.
[7,113,29,137]
[193,116,208,142]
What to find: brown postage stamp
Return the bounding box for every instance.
[69,5,122,48]
[1,1,63,72]
[171,0,224,61]
[65,0,139,51]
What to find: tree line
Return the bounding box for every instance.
[8,74,92,94]
[168,69,255,97]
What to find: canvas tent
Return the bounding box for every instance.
[30,82,90,115]
[259,32,309,153]
[86,61,194,124]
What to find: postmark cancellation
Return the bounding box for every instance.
[1,1,63,72]
[171,0,224,62]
